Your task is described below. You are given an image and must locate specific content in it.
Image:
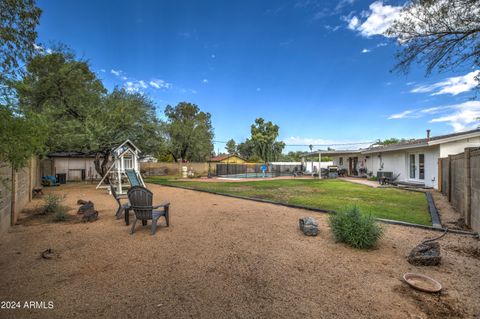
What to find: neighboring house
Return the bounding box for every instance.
[208,154,247,164]
[304,129,480,189]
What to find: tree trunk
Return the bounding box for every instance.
[94,151,112,184]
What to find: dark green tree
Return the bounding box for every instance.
[17,50,164,179]
[236,138,255,160]
[250,118,285,163]
[0,0,43,171]
[225,139,237,155]
[163,102,214,162]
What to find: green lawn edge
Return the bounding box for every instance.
[146,177,431,225]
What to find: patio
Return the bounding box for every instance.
[0,183,478,318]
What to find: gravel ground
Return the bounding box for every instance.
[0,183,478,319]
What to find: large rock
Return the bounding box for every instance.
[299,217,319,236]
[408,241,441,266]
[77,201,98,222]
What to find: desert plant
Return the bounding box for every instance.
[40,194,62,214]
[53,206,68,221]
[329,206,384,249]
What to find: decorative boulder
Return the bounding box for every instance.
[299,217,319,236]
[77,201,98,222]
[82,209,98,222]
[408,241,441,266]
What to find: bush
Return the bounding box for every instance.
[329,206,384,249]
[40,194,63,214]
[53,207,68,221]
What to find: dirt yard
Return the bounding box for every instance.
[0,184,479,319]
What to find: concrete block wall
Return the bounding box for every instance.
[0,158,42,233]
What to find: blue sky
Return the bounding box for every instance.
[36,0,480,153]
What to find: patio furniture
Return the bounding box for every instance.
[110,186,130,219]
[126,186,170,235]
[377,172,400,185]
[42,175,60,187]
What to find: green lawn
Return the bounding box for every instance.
[146,177,431,225]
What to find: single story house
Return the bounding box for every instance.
[303,129,480,189]
[208,154,247,164]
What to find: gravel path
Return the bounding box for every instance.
[0,183,478,318]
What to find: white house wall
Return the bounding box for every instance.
[439,137,480,157]
[367,146,439,188]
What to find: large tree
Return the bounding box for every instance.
[0,0,42,170]
[163,102,214,162]
[236,138,255,160]
[225,139,237,155]
[17,50,163,180]
[250,118,285,163]
[0,0,41,87]
[386,0,480,78]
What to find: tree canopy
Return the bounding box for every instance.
[0,0,43,170]
[0,0,41,86]
[163,102,214,162]
[386,0,480,80]
[16,49,164,178]
[250,118,285,163]
[225,139,237,155]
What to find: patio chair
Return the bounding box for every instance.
[110,185,130,219]
[126,186,170,235]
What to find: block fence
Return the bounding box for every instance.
[438,147,480,232]
[0,157,42,233]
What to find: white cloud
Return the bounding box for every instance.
[388,101,480,132]
[202,79,208,84]
[347,16,359,30]
[33,43,52,54]
[149,79,171,89]
[99,69,106,73]
[111,69,122,77]
[429,101,480,132]
[361,48,370,53]
[211,54,216,59]
[411,70,479,96]
[388,110,416,119]
[124,80,148,93]
[347,1,402,37]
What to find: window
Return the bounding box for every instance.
[124,156,133,169]
[339,157,343,165]
[419,154,425,180]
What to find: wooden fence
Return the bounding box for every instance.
[0,157,42,233]
[438,147,480,232]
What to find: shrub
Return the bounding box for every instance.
[40,194,63,214]
[329,206,384,249]
[53,206,68,221]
